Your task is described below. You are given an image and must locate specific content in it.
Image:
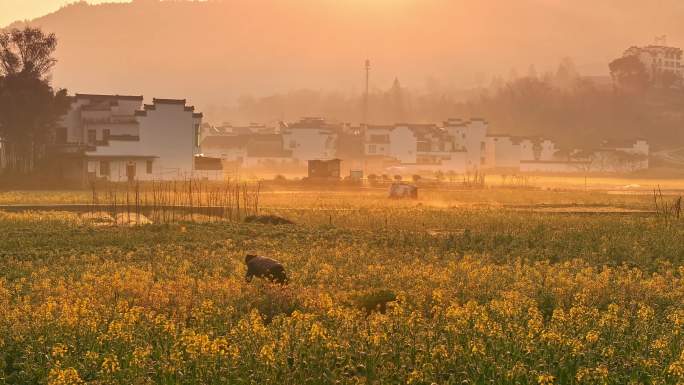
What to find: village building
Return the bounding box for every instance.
[591,139,650,172]
[443,118,488,171]
[200,116,651,177]
[361,123,469,174]
[281,117,340,165]
[201,132,297,172]
[520,139,648,173]
[623,44,683,84]
[483,135,523,170]
[50,94,202,184]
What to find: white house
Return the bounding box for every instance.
[362,123,468,174]
[443,118,488,171]
[52,94,202,183]
[201,135,248,161]
[364,125,393,159]
[591,139,650,172]
[520,139,649,174]
[281,117,339,164]
[483,135,522,169]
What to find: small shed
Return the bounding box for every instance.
[308,159,341,179]
[194,155,223,171]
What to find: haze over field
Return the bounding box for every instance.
[6,0,684,108]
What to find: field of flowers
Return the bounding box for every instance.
[1,188,684,384]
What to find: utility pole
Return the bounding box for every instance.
[363,59,370,125]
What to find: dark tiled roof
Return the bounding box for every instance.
[520,160,590,164]
[134,110,147,117]
[601,139,643,148]
[76,93,143,101]
[246,135,291,157]
[201,135,250,149]
[444,121,467,127]
[153,98,187,105]
[85,155,157,160]
[193,113,203,118]
[510,136,533,145]
[288,117,342,130]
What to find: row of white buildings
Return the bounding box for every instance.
[28,92,649,185]
[201,117,650,176]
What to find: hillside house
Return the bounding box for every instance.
[623,44,683,86]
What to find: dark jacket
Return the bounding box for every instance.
[245,255,288,284]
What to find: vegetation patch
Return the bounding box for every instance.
[244,215,295,225]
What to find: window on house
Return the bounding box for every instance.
[146,160,153,174]
[289,141,297,149]
[368,144,377,154]
[194,124,200,147]
[103,129,110,143]
[87,130,97,145]
[100,161,110,176]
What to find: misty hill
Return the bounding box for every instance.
[9,0,684,108]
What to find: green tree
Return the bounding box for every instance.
[0,27,70,175]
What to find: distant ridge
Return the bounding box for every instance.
[6,0,684,112]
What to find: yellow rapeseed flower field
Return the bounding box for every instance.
[1,187,683,384]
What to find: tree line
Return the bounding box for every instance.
[227,58,684,149]
[0,27,69,177]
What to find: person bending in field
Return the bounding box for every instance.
[245,254,288,285]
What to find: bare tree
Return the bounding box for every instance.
[0,27,58,79]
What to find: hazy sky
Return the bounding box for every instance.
[0,0,129,27]
[5,0,684,112]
